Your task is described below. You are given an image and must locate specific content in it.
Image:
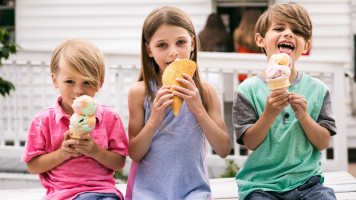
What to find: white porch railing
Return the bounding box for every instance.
[0,51,349,176]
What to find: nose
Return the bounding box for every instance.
[74,85,84,97]
[168,46,178,57]
[283,28,293,38]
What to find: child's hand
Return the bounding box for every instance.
[149,85,173,127]
[265,89,289,119]
[289,92,307,119]
[61,131,81,160]
[172,73,203,115]
[71,134,100,158]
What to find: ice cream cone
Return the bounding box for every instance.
[69,126,90,139]
[69,96,97,139]
[162,59,197,116]
[267,77,290,90]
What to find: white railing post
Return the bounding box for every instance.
[0,51,351,175]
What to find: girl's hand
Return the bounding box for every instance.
[264,89,289,120]
[172,73,203,115]
[71,133,100,158]
[61,131,81,159]
[289,92,307,119]
[148,85,173,128]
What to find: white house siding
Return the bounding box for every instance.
[15,0,212,53]
[14,0,356,145]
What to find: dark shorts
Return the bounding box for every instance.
[73,192,120,200]
[246,176,336,200]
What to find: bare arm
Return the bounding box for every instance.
[289,93,330,150]
[72,134,126,171]
[173,75,231,158]
[242,89,289,150]
[27,131,81,174]
[127,82,173,162]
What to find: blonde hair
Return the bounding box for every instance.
[255,3,312,42]
[139,6,207,110]
[50,38,105,90]
[233,8,262,53]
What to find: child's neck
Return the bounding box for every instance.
[59,100,74,115]
[289,68,298,83]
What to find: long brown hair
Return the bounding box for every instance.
[233,8,263,53]
[199,13,233,52]
[138,6,207,110]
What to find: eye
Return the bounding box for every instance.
[293,30,301,35]
[177,40,186,45]
[274,27,283,31]
[157,43,167,48]
[65,80,74,84]
[84,81,90,85]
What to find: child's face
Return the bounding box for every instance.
[52,65,98,115]
[146,24,195,74]
[256,18,311,67]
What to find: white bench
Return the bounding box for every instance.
[0,171,355,200]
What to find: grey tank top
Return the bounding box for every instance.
[131,79,212,200]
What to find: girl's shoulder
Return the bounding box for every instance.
[201,79,219,101]
[129,81,146,96]
[128,81,146,106]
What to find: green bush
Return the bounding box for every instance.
[114,170,128,182]
[221,159,240,178]
[0,27,20,97]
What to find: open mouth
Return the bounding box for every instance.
[278,42,294,54]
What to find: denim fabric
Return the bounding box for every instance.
[246,176,336,200]
[73,192,120,200]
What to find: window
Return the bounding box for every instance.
[0,0,15,43]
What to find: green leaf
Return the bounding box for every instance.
[0,77,15,97]
[0,26,20,98]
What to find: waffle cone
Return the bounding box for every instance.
[267,77,290,90]
[162,59,197,116]
[69,126,90,139]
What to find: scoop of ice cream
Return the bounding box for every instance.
[72,95,97,115]
[266,53,291,80]
[69,113,96,133]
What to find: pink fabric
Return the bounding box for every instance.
[21,96,128,200]
[125,160,139,200]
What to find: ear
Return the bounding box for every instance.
[302,40,311,54]
[190,36,195,52]
[255,33,265,48]
[145,43,153,58]
[51,73,59,88]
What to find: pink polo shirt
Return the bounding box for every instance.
[21,96,129,200]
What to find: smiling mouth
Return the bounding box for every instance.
[278,42,294,54]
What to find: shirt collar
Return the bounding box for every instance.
[54,96,103,125]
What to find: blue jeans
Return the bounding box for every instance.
[246,176,336,200]
[73,192,120,200]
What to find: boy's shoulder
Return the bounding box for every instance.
[300,73,328,89]
[237,75,264,92]
[98,104,120,118]
[35,106,56,119]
